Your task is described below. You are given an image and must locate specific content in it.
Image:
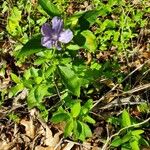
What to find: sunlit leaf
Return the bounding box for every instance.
[64,119,74,137]
[71,102,81,118]
[17,34,46,58]
[38,0,61,17]
[51,113,70,123]
[58,65,81,96]
[121,109,131,127]
[74,30,97,52]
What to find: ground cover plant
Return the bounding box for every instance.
[0,0,150,149]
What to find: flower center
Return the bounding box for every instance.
[52,34,58,40]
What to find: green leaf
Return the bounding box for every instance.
[79,9,100,30]
[77,121,92,141]
[23,69,31,80]
[83,115,96,124]
[121,109,131,127]
[75,30,97,52]
[6,7,22,36]
[130,140,140,150]
[34,84,49,103]
[121,132,132,144]
[66,44,80,50]
[58,65,81,97]
[11,73,21,83]
[73,120,79,140]
[131,130,144,136]
[82,122,92,138]
[38,0,61,17]
[111,136,122,147]
[17,34,46,58]
[51,113,70,123]
[27,88,38,108]
[81,99,93,114]
[64,118,74,137]
[45,65,56,78]
[9,83,24,97]
[71,102,81,118]
[38,105,49,122]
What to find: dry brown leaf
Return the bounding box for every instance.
[0,140,15,150]
[101,79,115,88]
[133,0,141,4]
[35,146,54,150]
[82,142,91,150]
[20,119,35,139]
[62,142,74,150]
[45,126,62,147]
[37,121,62,148]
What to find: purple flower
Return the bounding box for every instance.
[41,16,73,50]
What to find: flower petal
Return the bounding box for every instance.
[58,29,73,43]
[52,16,63,34]
[41,37,53,49]
[41,23,52,36]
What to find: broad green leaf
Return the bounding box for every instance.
[11,73,21,83]
[122,132,132,143]
[75,30,97,52]
[131,130,144,135]
[79,9,100,30]
[71,102,81,118]
[130,140,140,150]
[27,88,38,108]
[58,65,81,97]
[121,145,131,150]
[23,79,33,89]
[30,67,39,78]
[121,109,131,127]
[34,84,49,103]
[35,77,43,84]
[83,115,96,124]
[82,122,92,138]
[9,83,24,97]
[83,99,93,110]
[23,69,31,80]
[77,121,85,141]
[38,0,61,17]
[111,136,122,147]
[73,120,79,140]
[67,44,80,50]
[77,121,92,141]
[64,119,74,137]
[51,113,70,123]
[82,99,93,114]
[17,35,46,58]
[45,65,56,78]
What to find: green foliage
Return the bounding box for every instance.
[6,7,22,36]
[51,100,95,141]
[3,0,150,145]
[121,109,131,127]
[78,9,101,30]
[38,0,61,17]
[58,65,81,97]
[108,109,149,150]
[17,34,46,58]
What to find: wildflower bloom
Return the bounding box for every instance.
[41,16,73,50]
